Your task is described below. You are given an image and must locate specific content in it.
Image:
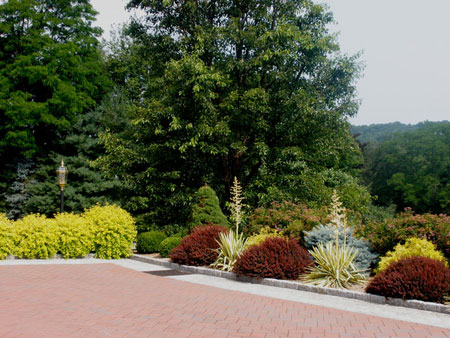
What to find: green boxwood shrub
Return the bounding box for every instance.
[304,224,378,271]
[54,213,94,258]
[84,204,137,259]
[159,236,182,258]
[14,214,60,259]
[0,214,15,259]
[136,231,166,254]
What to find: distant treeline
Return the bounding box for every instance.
[352,121,450,214]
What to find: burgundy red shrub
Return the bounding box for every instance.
[365,256,450,303]
[169,224,227,266]
[233,237,313,280]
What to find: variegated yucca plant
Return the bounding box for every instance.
[211,177,247,271]
[303,190,367,289]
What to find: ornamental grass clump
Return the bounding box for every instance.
[375,237,447,274]
[303,191,367,289]
[234,237,313,279]
[169,224,227,266]
[212,178,247,271]
[366,256,450,303]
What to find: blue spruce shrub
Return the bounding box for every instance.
[305,224,378,271]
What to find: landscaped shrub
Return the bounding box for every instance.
[14,214,60,259]
[303,241,367,288]
[366,256,450,303]
[136,231,166,253]
[355,210,450,258]
[211,230,247,271]
[245,226,285,248]
[84,204,137,259]
[375,237,447,274]
[189,185,229,229]
[169,224,227,266]
[304,224,378,271]
[54,213,94,258]
[233,237,313,280]
[0,214,15,259]
[159,236,182,258]
[245,201,329,243]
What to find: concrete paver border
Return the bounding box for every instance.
[132,254,450,315]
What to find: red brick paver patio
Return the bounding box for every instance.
[0,264,448,338]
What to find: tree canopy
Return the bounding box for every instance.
[364,121,450,214]
[96,0,368,227]
[0,0,108,158]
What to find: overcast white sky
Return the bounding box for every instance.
[91,0,450,126]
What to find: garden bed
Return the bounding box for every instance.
[131,254,450,315]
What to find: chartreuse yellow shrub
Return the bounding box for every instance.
[376,237,448,274]
[245,226,286,248]
[84,204,136,259]
[14,214,60,259]
[54,213,94,258]
[0,214,15,259]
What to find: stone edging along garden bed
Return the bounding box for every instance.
[131,254,450,315]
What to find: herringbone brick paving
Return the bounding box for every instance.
[0,264,448,338]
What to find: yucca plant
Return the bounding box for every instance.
[211,177,248,271]
[303,190,367,289]
[303,241,367,288]
[211,229,247,271]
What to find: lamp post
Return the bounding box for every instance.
[56,160,68,213]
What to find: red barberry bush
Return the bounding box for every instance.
[365,256,450,303]
[233,237,313,280]
[169,224,227,266]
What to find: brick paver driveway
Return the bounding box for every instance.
[0,264,448,338]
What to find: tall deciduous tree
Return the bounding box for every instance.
[97,0,367,226]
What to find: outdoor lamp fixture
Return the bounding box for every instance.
[56,160,68,213]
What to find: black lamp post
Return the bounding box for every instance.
[56,160,68,213]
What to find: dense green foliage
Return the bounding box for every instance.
[366,256,450,303]
[304,224,378,271]
[0,0,112,217]
[354,210,450,258]
[245,201,330,243]
[352,122,421,144]
[361,121,450,214]
[136,231,166,254]
[159,236,181,258]
[96,0,367,227]
[189,186,229,229]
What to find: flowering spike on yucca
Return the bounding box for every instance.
[229,176,244,233]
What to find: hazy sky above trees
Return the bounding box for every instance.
[91,0,450,126]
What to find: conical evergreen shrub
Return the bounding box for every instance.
[189,185,229,229]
